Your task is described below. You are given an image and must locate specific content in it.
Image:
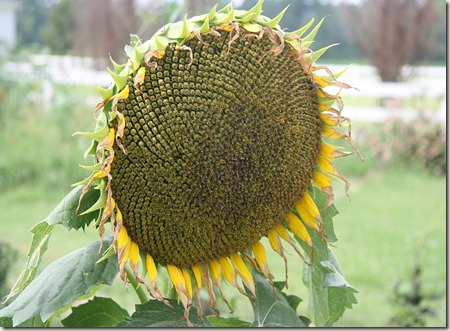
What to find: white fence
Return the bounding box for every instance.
[4,55,447,122]
[325,64,446,123]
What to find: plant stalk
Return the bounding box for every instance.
[125,265,148,304]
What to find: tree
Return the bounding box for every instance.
[16,0,52,48]
[42,0,77,54]
[74,0,138,63]
[341,0,438,82]
[184,0,217,17]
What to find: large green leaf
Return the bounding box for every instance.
[117,299,211,327]
[207,316,251,327]
[45,184,100,230]
[0,236,118,326]
[2,186,100,303]
[61,296,129,327]
[298,187,358,327]
[250,272,307,327]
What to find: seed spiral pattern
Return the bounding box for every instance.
[111,27,321,268]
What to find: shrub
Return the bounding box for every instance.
[361,115,446,175]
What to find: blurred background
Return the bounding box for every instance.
[0,0,446,327]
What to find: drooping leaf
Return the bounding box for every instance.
[284,294,303,312]
[0,236,118,326]
[2,221,54,303]
[2,186,100,303]
[117,299,211,327]
[45,185,100,230]
[323,251,359,325]
[250,272,307,327]
[270,281,302,311]
[299,315,312,327]
[61,296,129,327]
[297,191,358,327]
[312,186,339,242]
[207,316,251,327]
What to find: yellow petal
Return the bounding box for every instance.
[219,257,236,285]
[191,265,202,289]
[318,102,330,111]
[146,254,158,286]
[317,89,327,98]
[320,143,336,159]
[252,242,267,270]
[167,264,189,306]
[129,241,140,268]
[119,236,131,266]
[295,193,321,230]
[92,170,106,179]
[230,253,255,295]
[320,113,337,126]
[313,171,331,190]
[314,76,330,87]
[318,155,334,174]
[252,242,272,280]
[275,224,290,241]
[182,268,193,299]
[268,228,282,255]
[134,66,146,87]
[117,226,129,249]
[304,192,320,215]
[242,22,262,33]
[168,264,185,288]
[286,213,312,246]
[209,260,221,283]
[97,128,115,153]
[322,125,342,139]
[112,85,130,108]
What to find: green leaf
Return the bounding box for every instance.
[45,185,100,230]
[207,316,251,327]
[117,299,211,327]
[323,251,359,324]
[299,315,312,326]
[0,236,118,326]
[250,272,307,327]
[61,296,129,327]
[311,187,339,242]
[271,281,302,311]
[297,194,358,327]
[2,186,100,303]
[285,294,302,311]
[2,221,54,303]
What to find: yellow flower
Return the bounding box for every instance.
[75,0,355,321]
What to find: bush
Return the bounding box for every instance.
[359,115,446,175]
[0,51,94,191]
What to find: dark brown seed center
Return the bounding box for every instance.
[111,26,321,268]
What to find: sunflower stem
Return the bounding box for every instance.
[125,265,149,304]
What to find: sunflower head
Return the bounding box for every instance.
[75,0,356,322]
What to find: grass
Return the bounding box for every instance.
[0,165,445,326]
[332,168,446,326]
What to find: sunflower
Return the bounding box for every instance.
[75,0,355,322]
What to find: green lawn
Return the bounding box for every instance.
[332,168,446,326]
[0,165,445,327]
